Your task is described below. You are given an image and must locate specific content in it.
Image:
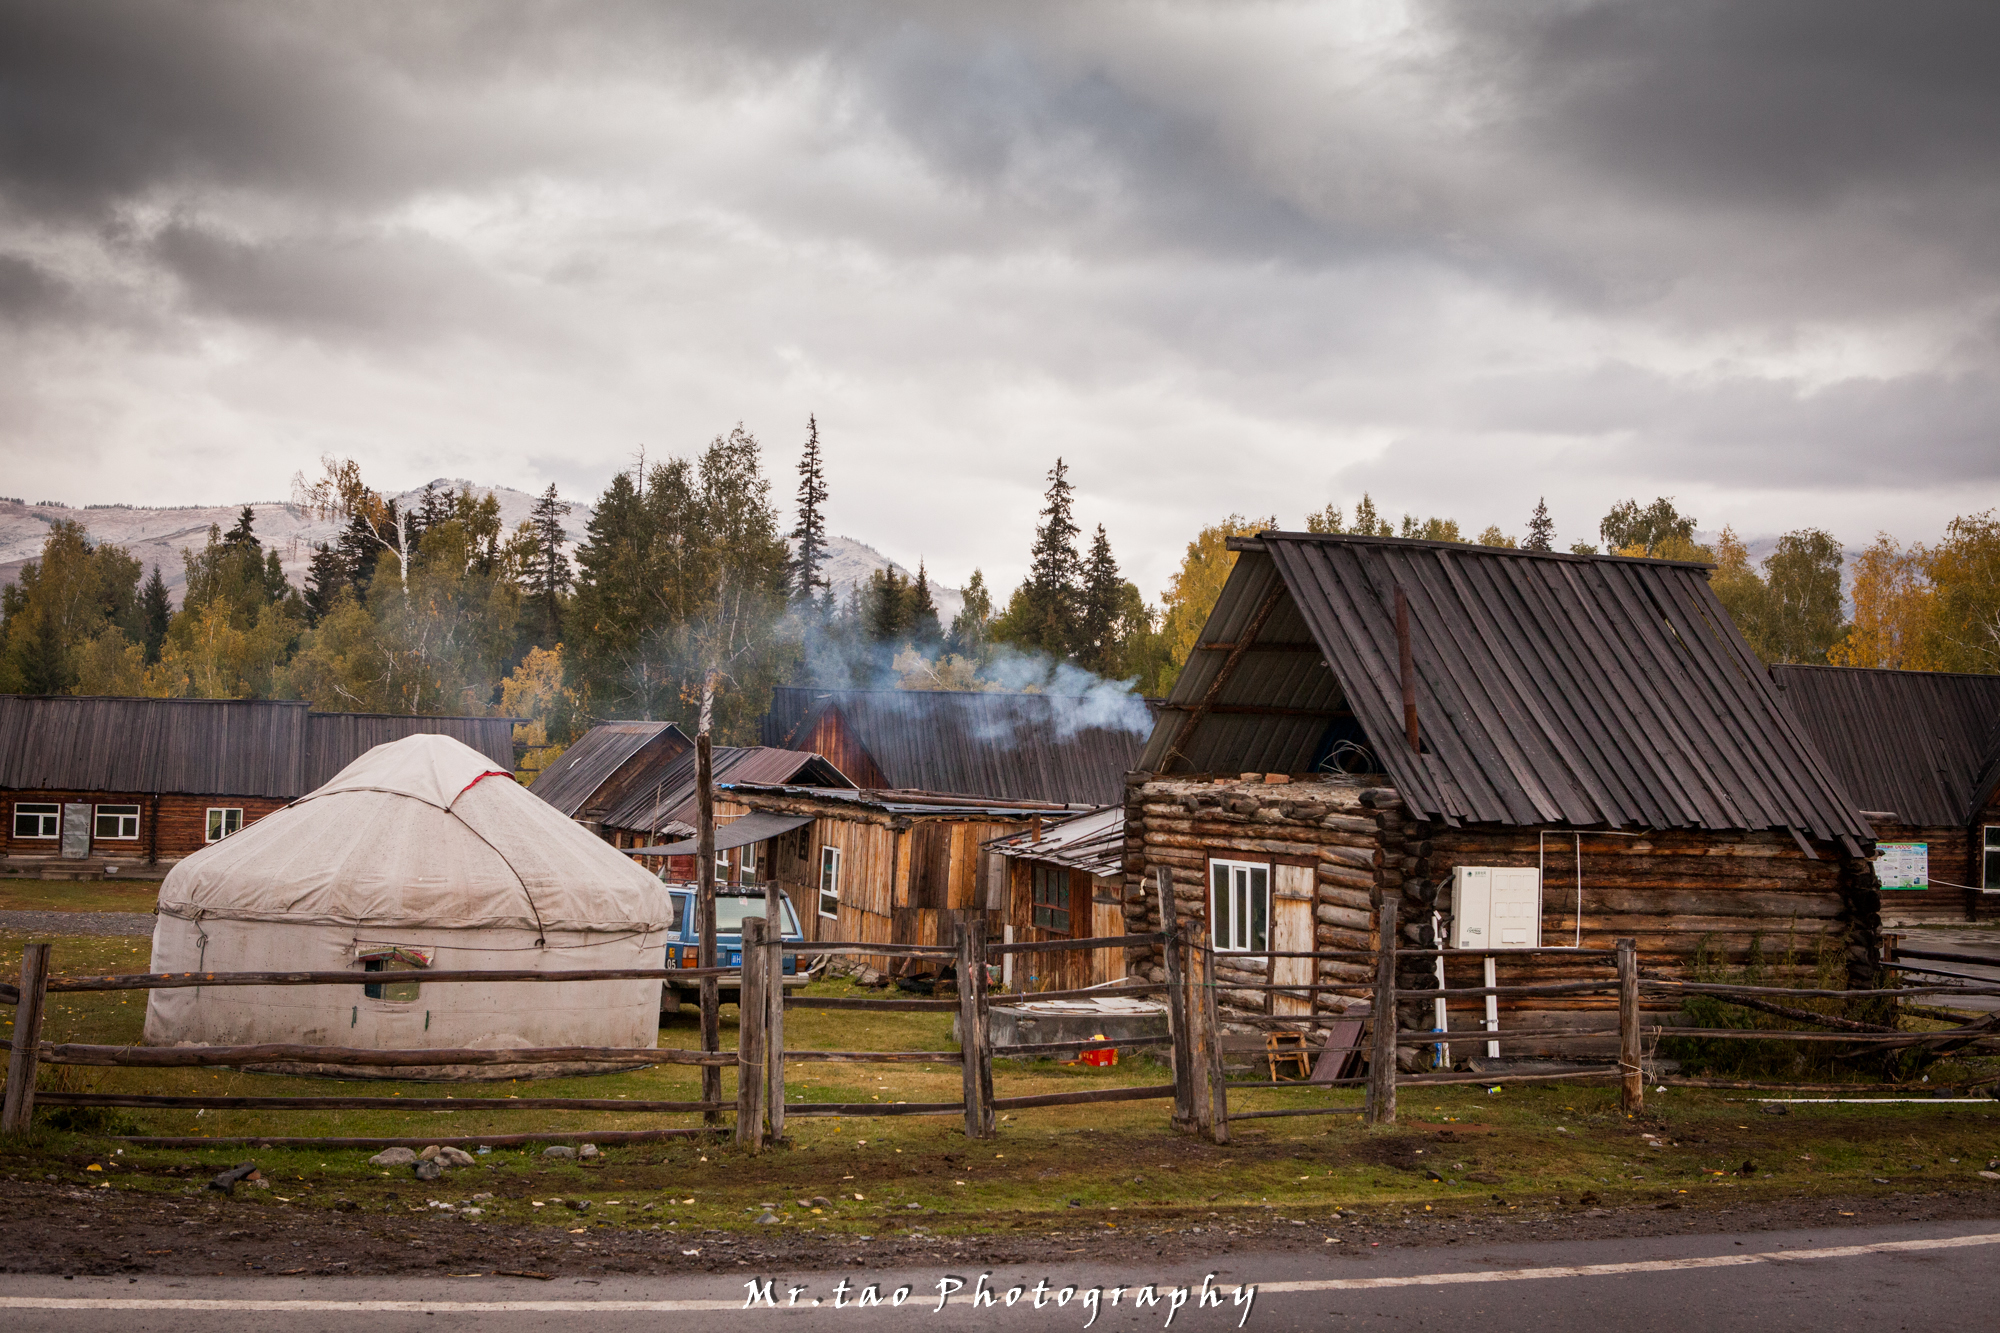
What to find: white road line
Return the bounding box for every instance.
[2,1232,1996,1313]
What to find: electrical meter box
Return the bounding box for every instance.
[1448,866,1542,949]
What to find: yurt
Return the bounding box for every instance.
[144,733,673,1077]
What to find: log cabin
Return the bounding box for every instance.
[1770,664,2000,923]
[0,695,518,878]
[986,805,1129,991]
[759,686,1152,805]
[525,720,692,837]
[698,782,1092,973]
[1120,532,1880,1064]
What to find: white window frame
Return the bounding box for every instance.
[206,807,244,842]
[1985,825,2000,890]
[1209,858,1270,954]
[13,802,59,839]
[94,804,141,840]
[818,845,842,919]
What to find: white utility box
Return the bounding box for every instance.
[1447,866,1542,949]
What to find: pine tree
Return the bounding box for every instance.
[948,570,993,661]
[222,505,258,552]
[338,509,382,603]
[789,415,831,605]
[1523,498,1555,552]
[526,483,573,643]
[140,565,172,663]
[1077,525,1124,675]
[303,543,345,626]
[865,568,912,644]
[1015,458,1083,658]
[909,560,942,644]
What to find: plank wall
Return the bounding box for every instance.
[2,789,288,864]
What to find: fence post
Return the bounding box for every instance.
[765,889,786,1142]
[1617,937,1643,1115]
[1157,868,1195,1133]
[2,941,52,1136]
[736,918,767,1151]
[957,919,995,1139]
[1183,917,1229,1144]
[696,731,721,1125]
[1366,901,1398,1126]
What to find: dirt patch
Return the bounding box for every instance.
[9,1173,1992,1278]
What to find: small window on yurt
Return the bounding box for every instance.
[357,945,431,1002]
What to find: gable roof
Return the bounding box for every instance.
[760,686,1151,806]
[1770,664,2000,827]
[599,745,853,836]
[1137,533,1869,846]
[525,721,689,818]
[0,695,517,800]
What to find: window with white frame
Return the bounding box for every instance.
[205,808,244,842]
[818,845,842,919]
[94,804,140,840]
[1985,825,2000,890]
[1209,858,1270,953]
[13,803,59,839]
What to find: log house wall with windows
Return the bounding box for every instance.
[0,696,518,875]
[1121,532,1882,1064]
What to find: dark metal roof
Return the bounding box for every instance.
[724,782,1089,820]
[599,746,853,834]
[0,696,517,799]
[526,721,685,817]
[1138,533,1870,844]
[1770,664,2000,827]
[760,686,1151,805]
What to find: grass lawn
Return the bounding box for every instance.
[0,877,162,914]
[6,927,1999,1241]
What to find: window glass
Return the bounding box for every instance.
[667,893,688,932]
[13,803,59,839]
[358,945,429,1002]
[1209,859,1270,952]
[1031,863,1072,933]
[205,808,243,842]
[94,804,141,840]
[818,846,841,918]
[1986,826,2000,890]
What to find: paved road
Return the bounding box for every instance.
[3,1217,1995,1332]
[0,910,156,938]
[1894,927,2000,1014]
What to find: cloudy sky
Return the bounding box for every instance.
[2,1,1995,595]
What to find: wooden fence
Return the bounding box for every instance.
[6,897,1999,1147]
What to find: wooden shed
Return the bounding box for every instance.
[525,720,691,836]
[714,783,1090,972]
[1121,532,1880,1061]
[1771,664,2000,923]
[986,806,1130,991]
[602,746,853,882]
[0,696,519,877]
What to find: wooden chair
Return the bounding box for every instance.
[1266,1030,1313,1082]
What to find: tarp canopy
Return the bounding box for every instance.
[157,733,671,933]
[624,810,813,857]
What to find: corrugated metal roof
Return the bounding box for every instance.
[725,782,1089,820]
[0,695,517,799]
[760,686,1150,805]
[302,713,518,791]
[525,721,684,817]
[1771,664,2000,827]
[600,746,853,834]
[986,805,1124,876]
[1137,533,1870,844]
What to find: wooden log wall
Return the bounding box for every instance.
[1122,771,1884,1061]
[1121,773,1397,1028]
[1866,820,1977,925]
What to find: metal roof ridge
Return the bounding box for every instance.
[1242,530,1717,571]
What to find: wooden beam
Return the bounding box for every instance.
[1160,583,1287,773]
[1192,641,1322,653]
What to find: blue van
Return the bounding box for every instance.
[660,886,806,1014]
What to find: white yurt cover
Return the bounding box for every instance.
[145,733,673,1066]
